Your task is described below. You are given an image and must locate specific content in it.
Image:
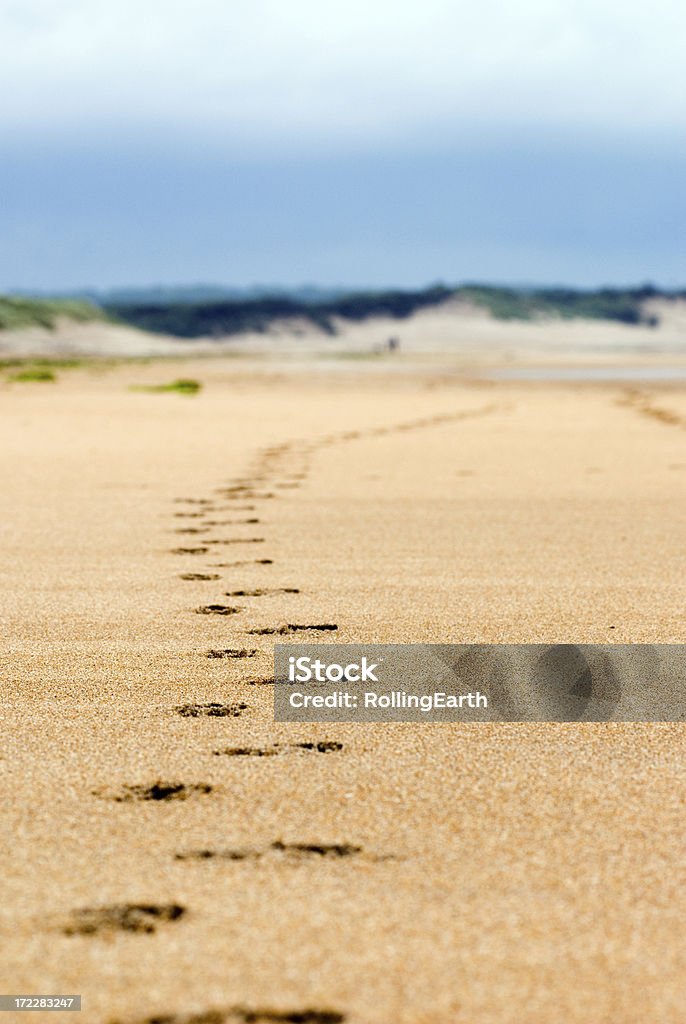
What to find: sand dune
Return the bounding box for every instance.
[1,357,686,1023]
[2,297,686,362]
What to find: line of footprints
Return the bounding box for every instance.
[70,411,497,1024]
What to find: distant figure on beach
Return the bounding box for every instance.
[387,336,400,353]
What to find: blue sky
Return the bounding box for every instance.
[1,0,685,291]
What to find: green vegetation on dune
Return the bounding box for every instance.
[1,284,677,341]
[458,285,662,325]
[0,296,106,332]
[103,284,673,338]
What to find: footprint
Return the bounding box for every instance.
[239,1013,344,1024]
[205,538,265,546]
[248,624,337,635]
[219,489,275,500]
[175,849,255,862]
[292,741,343,753]
[175,702,248,717]
[196,604,243,615]
[271,841,361,859]
[175,841,362,862]
[62,903,185,936]
[93,781,213,802]
[179,573,221,581]
[531,645,621,721]
[109,1007,344,1023]
[213,741,343,756]
[207,648,257,660]
[213,745,281,758]
[226,588,299,597]
[203,519,260,526]
[210,559,273,567]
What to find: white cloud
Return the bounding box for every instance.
[0,0,685,148]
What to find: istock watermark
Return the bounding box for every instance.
[288,655,380,683]
[274,644,686,722]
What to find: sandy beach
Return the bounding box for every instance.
[1,355,686,1024]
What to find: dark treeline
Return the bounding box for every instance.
[104,285,454,338]
[2,285,681,337]
[104,284,681,338]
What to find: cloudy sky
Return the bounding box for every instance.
[1,0,684,290]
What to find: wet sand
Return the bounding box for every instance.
[1,358,685,1024]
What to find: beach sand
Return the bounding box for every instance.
[1,357,685,1023]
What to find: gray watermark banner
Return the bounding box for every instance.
[0,997,81,1011]
[274,644,686,722]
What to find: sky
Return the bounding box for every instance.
[1,0,685,291]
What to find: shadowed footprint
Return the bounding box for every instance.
[248,624,337,635]
[220,490,275,501]
[207,648,258,659]
[203,519,260,526]
[205,538,265,546]
[531,644,621,721]
[432,645,513,720]
[175,702,248,717]
[175,841,363,862]
[210,559,273,567]
[213,741,343,756]
[62,903,185,936]
[271,841,361,858]
[226,588,299,597]
[179,573,221,581]
[195,604,243,615]
[93,781,213,802]
[292,741,342,753]
[245,1014,344,1024]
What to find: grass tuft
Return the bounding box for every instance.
[10,367,56,382]
[132,378,202,395]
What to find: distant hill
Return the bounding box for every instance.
[0,295,106,332]
[2,284,684,339]
[104,285,453,338]
[101,284,680,339]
